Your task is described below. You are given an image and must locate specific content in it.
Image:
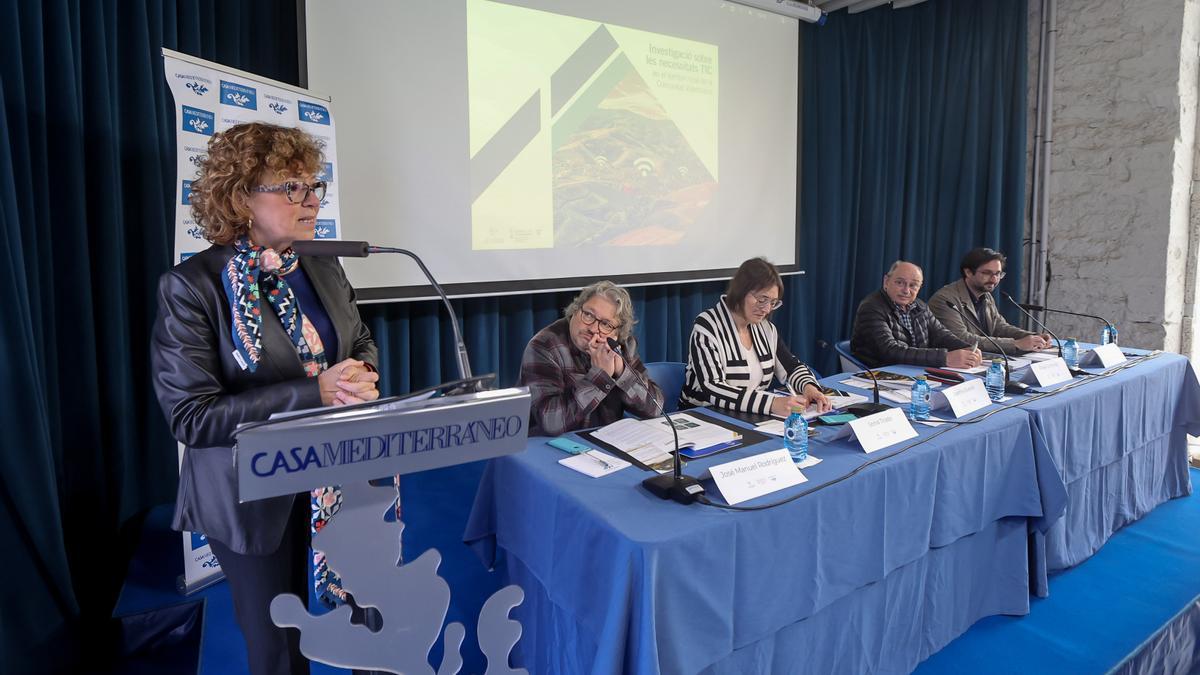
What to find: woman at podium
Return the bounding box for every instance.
[681,257,831,417]
[150,122,380,675]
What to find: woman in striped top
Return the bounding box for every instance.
[681,258,831,417]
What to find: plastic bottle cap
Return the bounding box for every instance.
[992,358,1003,364]
[915,375,926,381]
[790,406,805,413]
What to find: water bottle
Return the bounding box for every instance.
[1102,324,1118,346]
[784,407,809,463]
[1063,337,1079,368]
[985,358,1005,402]
[909,375,930,420]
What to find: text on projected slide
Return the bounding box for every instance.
[468,0,718,252]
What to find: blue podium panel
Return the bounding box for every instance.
[1021,352,1200,574]
[466,388,1064,674]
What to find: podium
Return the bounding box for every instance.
[233,384,532,675]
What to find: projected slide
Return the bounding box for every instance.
[468,0,718,251]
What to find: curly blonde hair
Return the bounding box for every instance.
[189,122,324,245]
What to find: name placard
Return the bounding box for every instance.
[1019,357,1072,387]
[931,378,991,418]
[835,407,919,454]
[1082,342,1126,369]
[709,449,807,505]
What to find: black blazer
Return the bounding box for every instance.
[850,290,971,369]
[151,244,378,555]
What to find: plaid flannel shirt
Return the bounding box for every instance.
[517,318,664,437]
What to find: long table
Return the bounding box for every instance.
[1018,351,1200,578]
[466,370,1068,674]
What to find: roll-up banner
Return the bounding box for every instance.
[162,48,342,594]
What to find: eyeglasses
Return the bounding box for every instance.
[751,294,783,310]
[890,279,922,291]
[977,270,1006,280]
[252,180,327,204]
[577,308,620,335]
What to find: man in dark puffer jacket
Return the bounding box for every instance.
[850,261,983,369]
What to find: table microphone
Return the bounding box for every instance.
[945,301,1029,394]
[1000,291,1090,378]
[606,338,705,505]
[1016,302,1119,346]
[291,239,476,387]
[843,366,890,417]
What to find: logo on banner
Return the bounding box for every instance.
[220,80,257,109]
[181,180,193,205]
[315,219,337,239]
[249,415,525,478]
[269,102,289,115]
[190,531,208,551]
[298,100,331,125]
[185,81,209,96]
[180,252,198,263]
[318,162,334,182]
[187,223,205,240]
[182,106,215,136]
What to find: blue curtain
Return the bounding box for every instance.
[790,0,1029,374]
[0,1,300,669]
[0,0,1027,669]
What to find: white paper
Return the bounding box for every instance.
[1020,357,1073,387]
[708,449,808,505]
[880,389,911,404]
[591,418,675,454]
[1022,350,1060,362]
[930,378,991,418]
[558,451,630,477]
[828,393,868,408]
[1081,342,1126,368]
[795,455,823,469]
[842,407,919,453]
[944,365,988,374]
[916,416,951,427]
[755,420,786,437]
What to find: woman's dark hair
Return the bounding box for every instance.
[959,247,1006,277]
[727,257,783,305]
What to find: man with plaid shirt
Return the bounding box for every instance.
[850,260,982,370]
[518,281,664,437]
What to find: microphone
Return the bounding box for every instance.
[1016,302,1118,344]
[843,367,891,417]
[605,340,705,504]
[1001,292,1090,378]
[946,301,1028,394]
[290,239,370,258]
[290,239,476,387]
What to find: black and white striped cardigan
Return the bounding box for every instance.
[680,296,819,414]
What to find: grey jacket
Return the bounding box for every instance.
[151,244,378,555]
[929,279,1036,353]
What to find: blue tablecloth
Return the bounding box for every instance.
[465,371,1067,674]
[1018,351,1200,572]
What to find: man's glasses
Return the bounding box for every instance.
[752,294,783,310]
[578,308,619,335]
[253,180,328,204]
[977,270,1006,280]
[890,279,922,291]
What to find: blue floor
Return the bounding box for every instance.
[116,470,1200,674]
[916,468,1200,674]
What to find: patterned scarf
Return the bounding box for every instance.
[221,236,328,376]
[223,236,352,604]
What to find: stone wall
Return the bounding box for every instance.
[1029,0,1197,351]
